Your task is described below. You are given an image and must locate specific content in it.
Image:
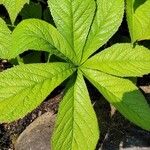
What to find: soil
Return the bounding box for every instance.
[0,61,150,150]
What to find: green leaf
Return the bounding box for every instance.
[0,0,29,24]
[83,43,150,77]
[0,63,75,122]
[20,2,42,19]
[12,19,76,64]
[81,0,124,63]
[126,0,150,42]
[126,0,134,42]
[0,18,11,59]
[82,68,150,131]
[48,0,96,63]
[52,71,99,150]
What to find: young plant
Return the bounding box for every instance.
[0,0,150,149]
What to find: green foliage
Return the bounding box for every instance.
[0,0,150,149]
[82,68,150,130]
[48,0,96,63]
[0,0,29,24]
[126,0,150,42]
[81,0,124,63]
[52,71,99,150]
[0,18,11,59]
[0,63,75,122]
[12,19,76,64]
[83,43,150,77]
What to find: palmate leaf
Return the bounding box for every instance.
[48,0,96,63]
[0,0,29,24]
[83,43,150,77]
[12,19,76,64]
[0,18,11,59]
[82,68,150,131]
[0,63,75,122]
[126,0,150,42]
[52,71,99,150]
[81,0,124,63]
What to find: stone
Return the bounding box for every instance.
[15,112,56,150]
[140,86,150,94]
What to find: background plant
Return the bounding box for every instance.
[0,0,150,150]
